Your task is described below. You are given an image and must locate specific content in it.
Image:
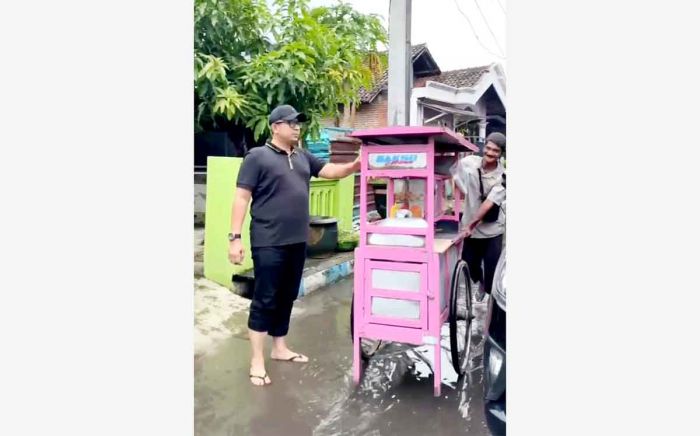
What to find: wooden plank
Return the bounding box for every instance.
[433,238,455,254]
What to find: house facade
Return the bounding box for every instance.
[325,44,507,149]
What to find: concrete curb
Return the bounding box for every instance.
[298,257,354,297]
[226,252,355,299]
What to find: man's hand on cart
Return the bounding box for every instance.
[352,153,361,172]
[318,153,361,179]
[461,219,481,238]
[229,239,245,265]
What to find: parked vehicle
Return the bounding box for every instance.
[484,248,506,435]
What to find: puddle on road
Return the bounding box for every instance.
[195,278,492,436]
[311,298,490,436]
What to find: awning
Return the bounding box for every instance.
[420,101,481,118]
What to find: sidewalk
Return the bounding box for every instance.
[194,227,250,358]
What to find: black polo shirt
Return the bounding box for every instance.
[236,141,327,247]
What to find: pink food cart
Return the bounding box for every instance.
[349,126,480,396]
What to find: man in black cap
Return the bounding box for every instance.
[228,104,360,386]
[452,132,506,302]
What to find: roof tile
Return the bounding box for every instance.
[358,44,490,103]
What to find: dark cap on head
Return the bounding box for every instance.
[269,104,308,124]
[486,132,506,153]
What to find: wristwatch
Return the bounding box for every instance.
[228,233,241,241]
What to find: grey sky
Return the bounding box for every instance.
[308,0,506,71]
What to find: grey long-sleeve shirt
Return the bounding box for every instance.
[451,155,506,239]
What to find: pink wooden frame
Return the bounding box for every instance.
[365,225,427,236]
[352,127,474,397]
[363,260,428,329]
[359,245,431,263]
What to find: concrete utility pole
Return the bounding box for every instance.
[387,0,412,126]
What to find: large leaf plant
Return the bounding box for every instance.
[194,0,388,141]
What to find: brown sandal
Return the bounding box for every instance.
[249,373,271,386]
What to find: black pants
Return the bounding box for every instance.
[248,243,307,336]
[461,235,503,294]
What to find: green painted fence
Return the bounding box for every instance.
[309,175,354,233]
[203,157,253,288]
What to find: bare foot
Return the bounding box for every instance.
[270,349,309,363]
[249,359,271,386]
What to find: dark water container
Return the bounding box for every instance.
[308,216,338,257]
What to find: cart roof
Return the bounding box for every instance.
[349,126,479,152]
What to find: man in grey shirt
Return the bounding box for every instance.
[228,104,360,386]
[452,132,506,301]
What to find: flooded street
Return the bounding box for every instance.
[194,277,491,436]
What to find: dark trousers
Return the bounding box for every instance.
[461,235,503,294]
[248,242,307,337]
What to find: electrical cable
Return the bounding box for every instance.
[452,0,506,60]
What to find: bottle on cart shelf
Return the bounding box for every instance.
[389,203,401,218]
[410,204,422,218]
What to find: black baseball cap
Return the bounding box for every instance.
[269,104,308,124]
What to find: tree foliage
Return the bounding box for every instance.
[194,0,387,140]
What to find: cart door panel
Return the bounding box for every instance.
[370,297,421,320]
[370,268,421,293]
[363,260,428,329]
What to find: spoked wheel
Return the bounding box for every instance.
[449,260,474,375]
[350,294,383,360]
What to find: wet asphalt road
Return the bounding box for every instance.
[194,276,491,436]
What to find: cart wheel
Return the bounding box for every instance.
[449,260,474,375]
[350,294,383,360]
